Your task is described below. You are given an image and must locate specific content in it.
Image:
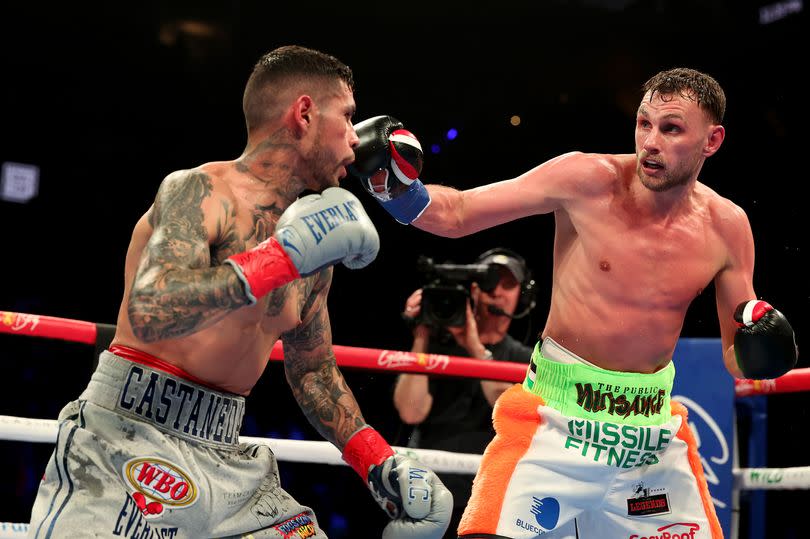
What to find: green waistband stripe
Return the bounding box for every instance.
[522,342,675,426]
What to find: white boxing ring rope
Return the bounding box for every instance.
[1,414,809,489]
[0,415,481,475]
[1,311,809,538]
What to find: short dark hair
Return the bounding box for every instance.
[642,68,725,124]
[242,45,354,132]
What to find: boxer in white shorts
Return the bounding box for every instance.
[350,67,798,538]
[30,347,325,538]
[457,338,720,538]
[27,45,451,538]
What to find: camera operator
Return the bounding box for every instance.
[393,248,535,538]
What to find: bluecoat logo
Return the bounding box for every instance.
[531,496,560,530]
[515,496,560,534]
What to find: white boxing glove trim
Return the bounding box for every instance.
[390,159,416,186]
[741,299,770,327]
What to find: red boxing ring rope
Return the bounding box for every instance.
[0,310,526,382]
[1,309,808,538]
[1,309,807,394]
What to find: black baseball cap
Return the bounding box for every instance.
[476,251,525,283]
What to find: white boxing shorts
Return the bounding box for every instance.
[28,346,327,538]
[458,339,723,539]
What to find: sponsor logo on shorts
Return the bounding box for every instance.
[628,522,700,539]
[575,382,667,418]
[113,493,179,537]
[118,365,244,445]
[274,511,316,538]
[564,419,672,468]
[627,482,671,517]
[122,457,198,519]
[516,496,559,534]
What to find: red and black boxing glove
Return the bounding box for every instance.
[348,115,430,225]
[734,300,798,379]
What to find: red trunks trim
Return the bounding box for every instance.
[108,345,230,393]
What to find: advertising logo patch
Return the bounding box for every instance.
[531,496,560,530]
[516,496,560,534]
[122,457,198,518]
[564,419,672,468]
[628,521,700,539]
[575,382,667,418]
[273,512,316,539]
[626,482,671,517]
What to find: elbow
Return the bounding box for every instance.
[393,394,430,424]
[723,344,745,379]
[397,407,428,425]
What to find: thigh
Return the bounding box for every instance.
[580,423,723,538]
[30,401,329,538]
[459,388,608,538]
[29,400,190,538]
[209,443,328,538]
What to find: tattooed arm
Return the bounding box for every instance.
[281,268,366,449]
[128,170,248,342]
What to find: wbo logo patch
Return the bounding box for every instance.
[122,457,198,518]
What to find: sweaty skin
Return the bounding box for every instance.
[111,81,367,448]
[414,91,754,377]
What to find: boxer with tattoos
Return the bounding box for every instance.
[28,45,450,539]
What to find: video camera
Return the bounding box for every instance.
[416,255,500,327]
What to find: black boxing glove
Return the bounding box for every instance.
[348,115,431,225]
[734,300,798,379]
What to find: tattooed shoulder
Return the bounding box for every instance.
[152,169,214,225]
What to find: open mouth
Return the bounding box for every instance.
[642,159,664,173]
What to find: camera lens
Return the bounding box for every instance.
[421,284,468,327]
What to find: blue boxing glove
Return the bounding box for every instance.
[734,300,798,379]
[348,115,431,225]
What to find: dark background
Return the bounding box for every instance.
[1,1,806,537]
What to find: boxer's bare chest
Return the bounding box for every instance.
[564,193,725,310]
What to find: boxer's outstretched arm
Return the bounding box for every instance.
[281,270,366,448]
[128,170,248,342]
[413,151,603,237]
